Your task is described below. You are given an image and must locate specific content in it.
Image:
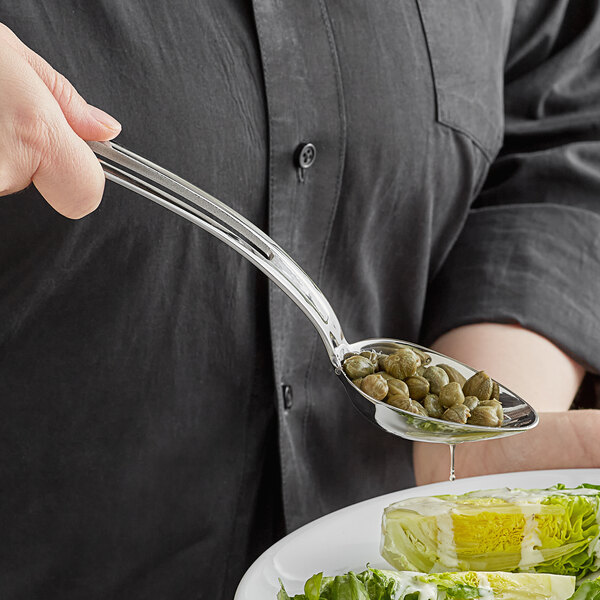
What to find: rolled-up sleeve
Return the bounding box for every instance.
[422,1,600,373]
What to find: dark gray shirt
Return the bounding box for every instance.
[1,1,599,598]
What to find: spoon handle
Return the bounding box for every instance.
[88,140,348,367]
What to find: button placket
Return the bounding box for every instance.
[252,0,347,527]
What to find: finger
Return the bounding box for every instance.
[0,48,107,217]
[0,23,121,141]
[31,119,106,219]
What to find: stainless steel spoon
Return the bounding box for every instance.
[89,140,538,445]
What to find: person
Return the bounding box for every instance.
[0,2,599,598]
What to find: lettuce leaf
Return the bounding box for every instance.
[277,569,576,600]
[569,578,600,600]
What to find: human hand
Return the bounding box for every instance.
[0,24,121,218]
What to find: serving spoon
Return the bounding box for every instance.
[89,141,538,451]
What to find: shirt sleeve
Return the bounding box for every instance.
[422,1,600,373]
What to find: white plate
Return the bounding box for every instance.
[235,468,600,600]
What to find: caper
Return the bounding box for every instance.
[468,405,500,427]
[442,404,470,424]
[416,366,426,376]
[343,355,375,380]
[439,381,465,408]
[387,378,410,399]
[463,395,480,411]
[479,399,504,424]
[438,363,467,387]
[422,365,450,395]
[463,371,493,401]
[360,373,388,401]
[389,394,427,416]
[352,377,364,389]
[395,346,431,367]
[423,394,444,419]
[383,348,419,380]
[387,394,412,411]
[409,400,428,416]
[360,351,381,370]
[414,349,432,366]
[491,380,500,401]
[390,344,428,364]
[405,375,430,400]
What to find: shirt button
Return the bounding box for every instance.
[282,384,294,410]
[294,142,316,169]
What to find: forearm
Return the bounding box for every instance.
[413,323,589,485]
[429,323,584,412]
[414,410,600,485]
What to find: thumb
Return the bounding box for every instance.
[0,24,121,141]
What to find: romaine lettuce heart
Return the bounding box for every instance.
[381,485,600,577]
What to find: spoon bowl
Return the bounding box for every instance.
[337,338,538,444]
[90,140,538,445]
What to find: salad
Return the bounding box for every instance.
[382,485,600,577]
[276,484,600,600]
[278,569,600,600]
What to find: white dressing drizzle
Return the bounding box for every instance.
[436,511,459,569]
[519,512,544,568]
[476,573,495,600]
[391,573,440,600]
[389,497,453,517]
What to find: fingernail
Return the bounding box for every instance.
[88,105,121,131]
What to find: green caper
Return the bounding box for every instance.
[409,400,428,416]
[442,404,470,424]
[387,378,410,399]
[405,375,430,400]
[463,371,493,401]
[422,365,450,395]
[352,377,364,389]
[479,399,504,424]
[439,381,465,408]
[396,346,431,367]
[389,394,427,416]
[343,355,375,380]
[463,395,480,411]
[390,344,427,360]
[360,373,388,401]
[383,348,419,380]
[423,394,444,419]
[438,363,467,387]
[387,394,412,411]
[491,380,500,401]
[414,349,432,366]
[416,366,426,376]
[360,351,381,370]
[468,405,500,427]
